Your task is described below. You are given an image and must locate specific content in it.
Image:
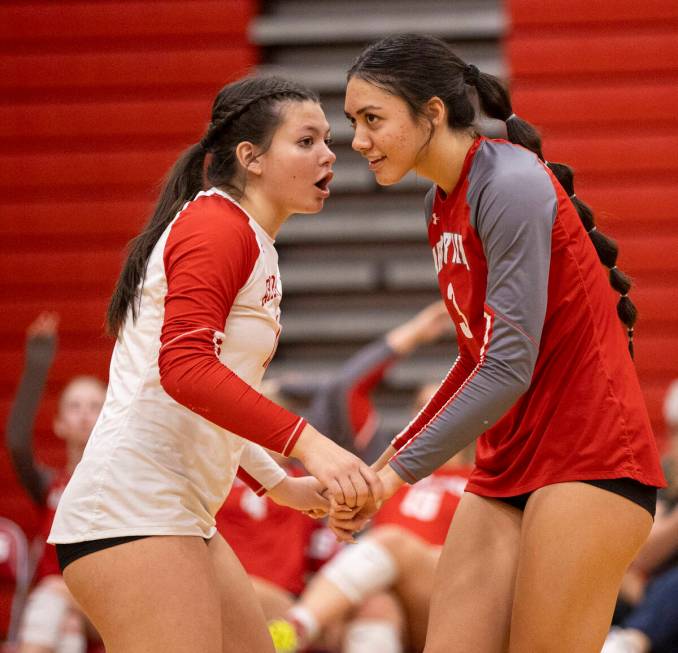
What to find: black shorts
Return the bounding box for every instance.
[495,477,657,518]
[55,534,212,572]
[56,535,149,573]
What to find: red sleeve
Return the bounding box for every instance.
[158,196,306,455]
[348,357,394,436]
[390,345,475,452]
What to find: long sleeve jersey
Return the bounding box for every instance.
[390,138,665,496]
[50,189,305,542]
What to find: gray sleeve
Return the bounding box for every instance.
[391,162,557,483]
[306,338,396,457]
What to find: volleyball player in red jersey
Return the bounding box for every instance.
[335,34,666,653]
[48,77,382,653]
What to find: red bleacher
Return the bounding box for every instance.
[0,0,258,544]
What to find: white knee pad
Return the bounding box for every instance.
[343,619,403,653]
[320,538,397,604]
[18,583,70,647]
[56,631,87,653]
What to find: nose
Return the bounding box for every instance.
[351,125,371,153]
[321,141,337,165]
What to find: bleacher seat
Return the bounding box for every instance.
[0,518,30,645]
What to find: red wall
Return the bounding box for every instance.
[507,0,678,445]
[0,1,259,539]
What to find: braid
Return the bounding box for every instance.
[195,76,318,199]
[471,70,637,358]
[201,78,316,152]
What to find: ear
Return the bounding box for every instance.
[235,141,263,176]
[423,96,447,128]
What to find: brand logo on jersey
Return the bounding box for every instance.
[431,212,440,225]
[261,274,281,306]
[432,232,469,273]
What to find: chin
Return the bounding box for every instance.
[375,167,407,187]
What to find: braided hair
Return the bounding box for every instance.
[348,34,637,358]
[107,76,318,336]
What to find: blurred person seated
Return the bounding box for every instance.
[602,380,678,653]
[274,383,474,653]
[215,302,453,653]
[5,313,106,653]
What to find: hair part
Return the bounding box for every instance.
[349,34,637,358]
[106,76,318,337]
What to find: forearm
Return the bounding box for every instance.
[6,339,54,504]
[390,345,531,484]
[372,446,396,472]
[159,340,306,455]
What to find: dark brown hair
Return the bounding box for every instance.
[106,77,318,336]
[349,34,637,358]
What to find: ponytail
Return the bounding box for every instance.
[106,75,318,338]
[470,70,637,358]
[106,143,205,336]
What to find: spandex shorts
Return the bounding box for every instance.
[56,534,212,572]
[56,536,149,572]
[495,477,657,518]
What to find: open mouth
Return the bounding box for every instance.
[368,156,386,170]
[314,171,334,194]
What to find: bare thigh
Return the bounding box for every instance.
[62,536,222,653]
[424,492,523,653]
[207,533,275,653]
[509,482,653,653]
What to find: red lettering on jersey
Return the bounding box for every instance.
[261,274,281,306]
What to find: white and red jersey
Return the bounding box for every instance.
[372,466,471,547]
[50,189,306,543]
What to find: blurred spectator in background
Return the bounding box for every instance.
[602,380,678,653]
[216,301,453,653]
[272,383,473,653]
[5,313,105,653]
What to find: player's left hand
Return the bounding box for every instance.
[267,475,330,517]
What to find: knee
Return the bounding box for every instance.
[353,591,405,629]
[369,525,420,567]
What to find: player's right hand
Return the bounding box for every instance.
[290,424,383,510]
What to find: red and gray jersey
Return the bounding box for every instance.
[50,189,305,543]
[390,138,665,496]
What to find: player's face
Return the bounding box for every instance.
[257,100,336,216]
[54,379,105,447]
[345,77,431,186]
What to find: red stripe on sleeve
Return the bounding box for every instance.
[390,346,476,451]
[158,194,306,454]
[236,467,267,496]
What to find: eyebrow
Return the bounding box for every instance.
[344,105,382,119]
[299,124,331,135]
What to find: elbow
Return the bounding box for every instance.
[486,356,534,399]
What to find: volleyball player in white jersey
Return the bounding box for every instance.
[48,76,382,653]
